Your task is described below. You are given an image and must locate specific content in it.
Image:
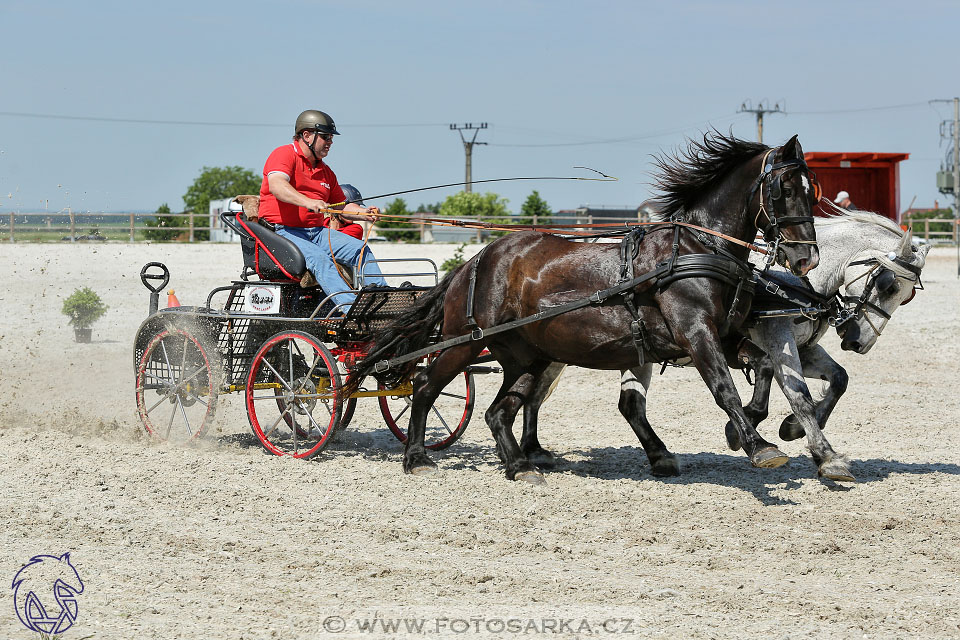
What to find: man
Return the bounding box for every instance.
[258,109,386,310]
[834,190,857,210]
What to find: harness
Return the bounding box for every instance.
[370,144,815,374]
[373,223,755,373]
[831,252,923,334]
[744,150,818,266]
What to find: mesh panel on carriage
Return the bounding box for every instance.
[335,287,427,342]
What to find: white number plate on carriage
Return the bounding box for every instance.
[243,284,281,314]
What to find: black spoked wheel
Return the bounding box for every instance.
[135,327,221,443]
[245,331,342,459]
[381,371,474,450]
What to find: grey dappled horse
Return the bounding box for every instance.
[521,211,928,482]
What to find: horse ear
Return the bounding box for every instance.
[898,227,913,257]
[779,135,801,160]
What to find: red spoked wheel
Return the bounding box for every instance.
[380,371,474,450]
[135,327,220,443]
[245,331,342,459]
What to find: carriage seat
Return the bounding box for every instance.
[233,196,308,283]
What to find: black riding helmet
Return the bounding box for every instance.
[295,109,339,161]
[340,184,364,206]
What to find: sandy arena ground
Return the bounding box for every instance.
[0,240,958,639]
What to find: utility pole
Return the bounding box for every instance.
[738,100,784,143]
[933,97,960,275]
[449,123,488,192]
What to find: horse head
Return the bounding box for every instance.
[651,132,818,275]
[758,135,820,276]
[12,553,84,634]
[837,226,930,353]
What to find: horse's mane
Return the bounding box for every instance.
[651,131,768,222]
[817,208,905,238]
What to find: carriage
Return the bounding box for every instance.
[132,206,498,459]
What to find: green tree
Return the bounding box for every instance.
[440,191,510,221]
[183,166,261,241]
[376,197,419,242]
[415,201,443,214]
[517,190,552,226]
[143,203,183,241]
[440,191,510,237]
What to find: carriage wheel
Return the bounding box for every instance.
[340,397,358,432]
[380,371,474,450]
[135,327,220,443]
[278,396,356,438]
[245,331,342,459]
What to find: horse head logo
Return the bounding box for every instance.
[11,553,84,635]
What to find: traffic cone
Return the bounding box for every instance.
[166,289,181,308]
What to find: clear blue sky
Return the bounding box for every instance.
[1,0,956,215]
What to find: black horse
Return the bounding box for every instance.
[348,133,820,483]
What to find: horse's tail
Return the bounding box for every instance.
[344,266,461,396]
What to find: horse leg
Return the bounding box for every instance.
[725,352,775,451]
[748,330,854,481]
[619,364,680,476]
[404,343,482,476]
[518,362,567,469]
[778,344,849,441]
[485,361,548,484]
[676,325,788,468]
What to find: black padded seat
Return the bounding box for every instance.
[236,213,306,282]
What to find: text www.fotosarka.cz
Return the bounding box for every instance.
[292,614,640,635]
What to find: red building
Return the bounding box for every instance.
[804,152,910,222]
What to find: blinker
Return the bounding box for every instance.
[876,268,897,294]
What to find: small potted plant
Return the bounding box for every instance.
[62,287,108,343]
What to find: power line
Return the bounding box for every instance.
[0,110,445,128]
[790,101,930,115]
[488,113,750,148]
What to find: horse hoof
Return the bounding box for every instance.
[779,415,805,441]
[407,463,438,477]
[527,449,557,470]
[650,455,681,477]
[724,420,742,451]
[515,470,547,485]
[751,447,789,468]
[819,459,855,482]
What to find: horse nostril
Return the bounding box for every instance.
[795,254,819,276]
[843,340,862,352]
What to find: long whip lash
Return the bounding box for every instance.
[326,167,618,207]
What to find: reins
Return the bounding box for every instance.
[314,207,773,256]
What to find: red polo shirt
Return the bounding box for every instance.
[258,142,346,227]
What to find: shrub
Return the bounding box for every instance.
[61,287,108,328]
[441,244,467,274]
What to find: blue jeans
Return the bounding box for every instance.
[274,225,386,310]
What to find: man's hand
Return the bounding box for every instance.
[308,199,329,213]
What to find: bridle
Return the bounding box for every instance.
[830,251,923,335]
[745,148,819,265]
